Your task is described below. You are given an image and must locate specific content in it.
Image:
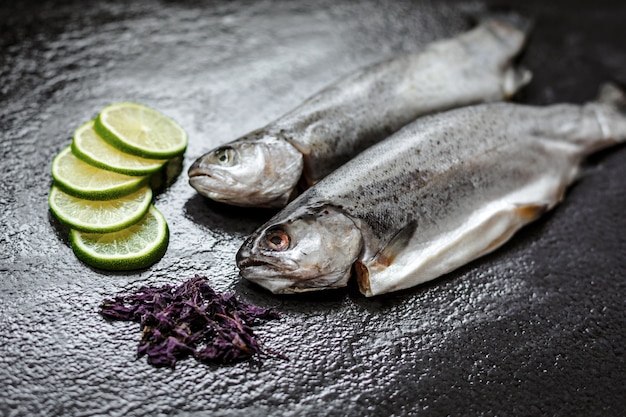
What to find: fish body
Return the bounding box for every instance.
[236,85,626,296]
[189,17,531,207]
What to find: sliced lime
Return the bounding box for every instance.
[49,185,152,233]
[70,205,169,271]
[51,146,148,200]
[72,120,166,176]
[95,102,187,159]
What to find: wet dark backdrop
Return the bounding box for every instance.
[1,1,625,416]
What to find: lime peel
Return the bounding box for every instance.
[95,102,188,159]
[71,120,166,176]
[49,185,153,233]
[70,205,169,270]
[49,101,184,271]
[52,146,148,200]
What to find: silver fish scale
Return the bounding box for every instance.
[295,101,609,248]
[270,19,529,184]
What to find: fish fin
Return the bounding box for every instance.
[459,4,534,36]
[588,82,626,148]
[374,221,418,267]
[473,10,534,99]
[513,201,550,221]
[502,12,533,34]
[503,66,532,99]
[595,82,626,112]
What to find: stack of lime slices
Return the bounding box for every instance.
[48,102,187,271]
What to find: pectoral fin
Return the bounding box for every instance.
[374,221,418,267]
[355,221,418,295]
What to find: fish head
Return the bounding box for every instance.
[188,133,303,208]
[236,205,363,293]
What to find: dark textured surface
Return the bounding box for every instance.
[1,1,625,416]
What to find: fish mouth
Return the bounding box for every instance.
[188,168,226,183]
[237,258,271,269]
[237,259,273,271]
[241,269,350,294]
[189,175,221,198]
[188,159,216,179]
[237,255,297,276]
[188,160,236,184]
[188,168,238,198]
[238,257,351,294]
[187,165,206,178]
[238,264,299,294]
[237,240,288,271]
[237,253,310,293]
[188,172,214,183]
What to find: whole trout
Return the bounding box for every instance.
[189,17,531,207]
[236,85,626,296]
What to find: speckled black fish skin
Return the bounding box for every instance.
[189,17,531,207]
[237,85,626,296]
[273,17,530,184]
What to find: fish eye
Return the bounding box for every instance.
[265,229,290,251]
[213,147,234,166]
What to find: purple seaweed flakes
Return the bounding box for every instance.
[195,331,256,363]
[194,311,263,364]
[99,275,282,368]
[140,334,195,368]
[100,296,137,321]
[235,299,282,323]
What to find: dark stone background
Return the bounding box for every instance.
[1,0,624,416]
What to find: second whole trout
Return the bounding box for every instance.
[189,17,531,207]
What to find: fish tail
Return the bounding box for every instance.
[460,3,534,39]
[493,13,533,98]
[595,82,626,113]
[484,12,534,38]
[503,66,533,98]
[590,82,626,147]
[481,13,533,55]
[459,6,533,98]
[456,3,533,60]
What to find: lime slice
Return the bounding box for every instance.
[49,185,152,233]
[72,120,166,176]
[51,146,148,200]
[95,102,188,159]
[70,205,169,270]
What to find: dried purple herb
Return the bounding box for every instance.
[100,275,281,368]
